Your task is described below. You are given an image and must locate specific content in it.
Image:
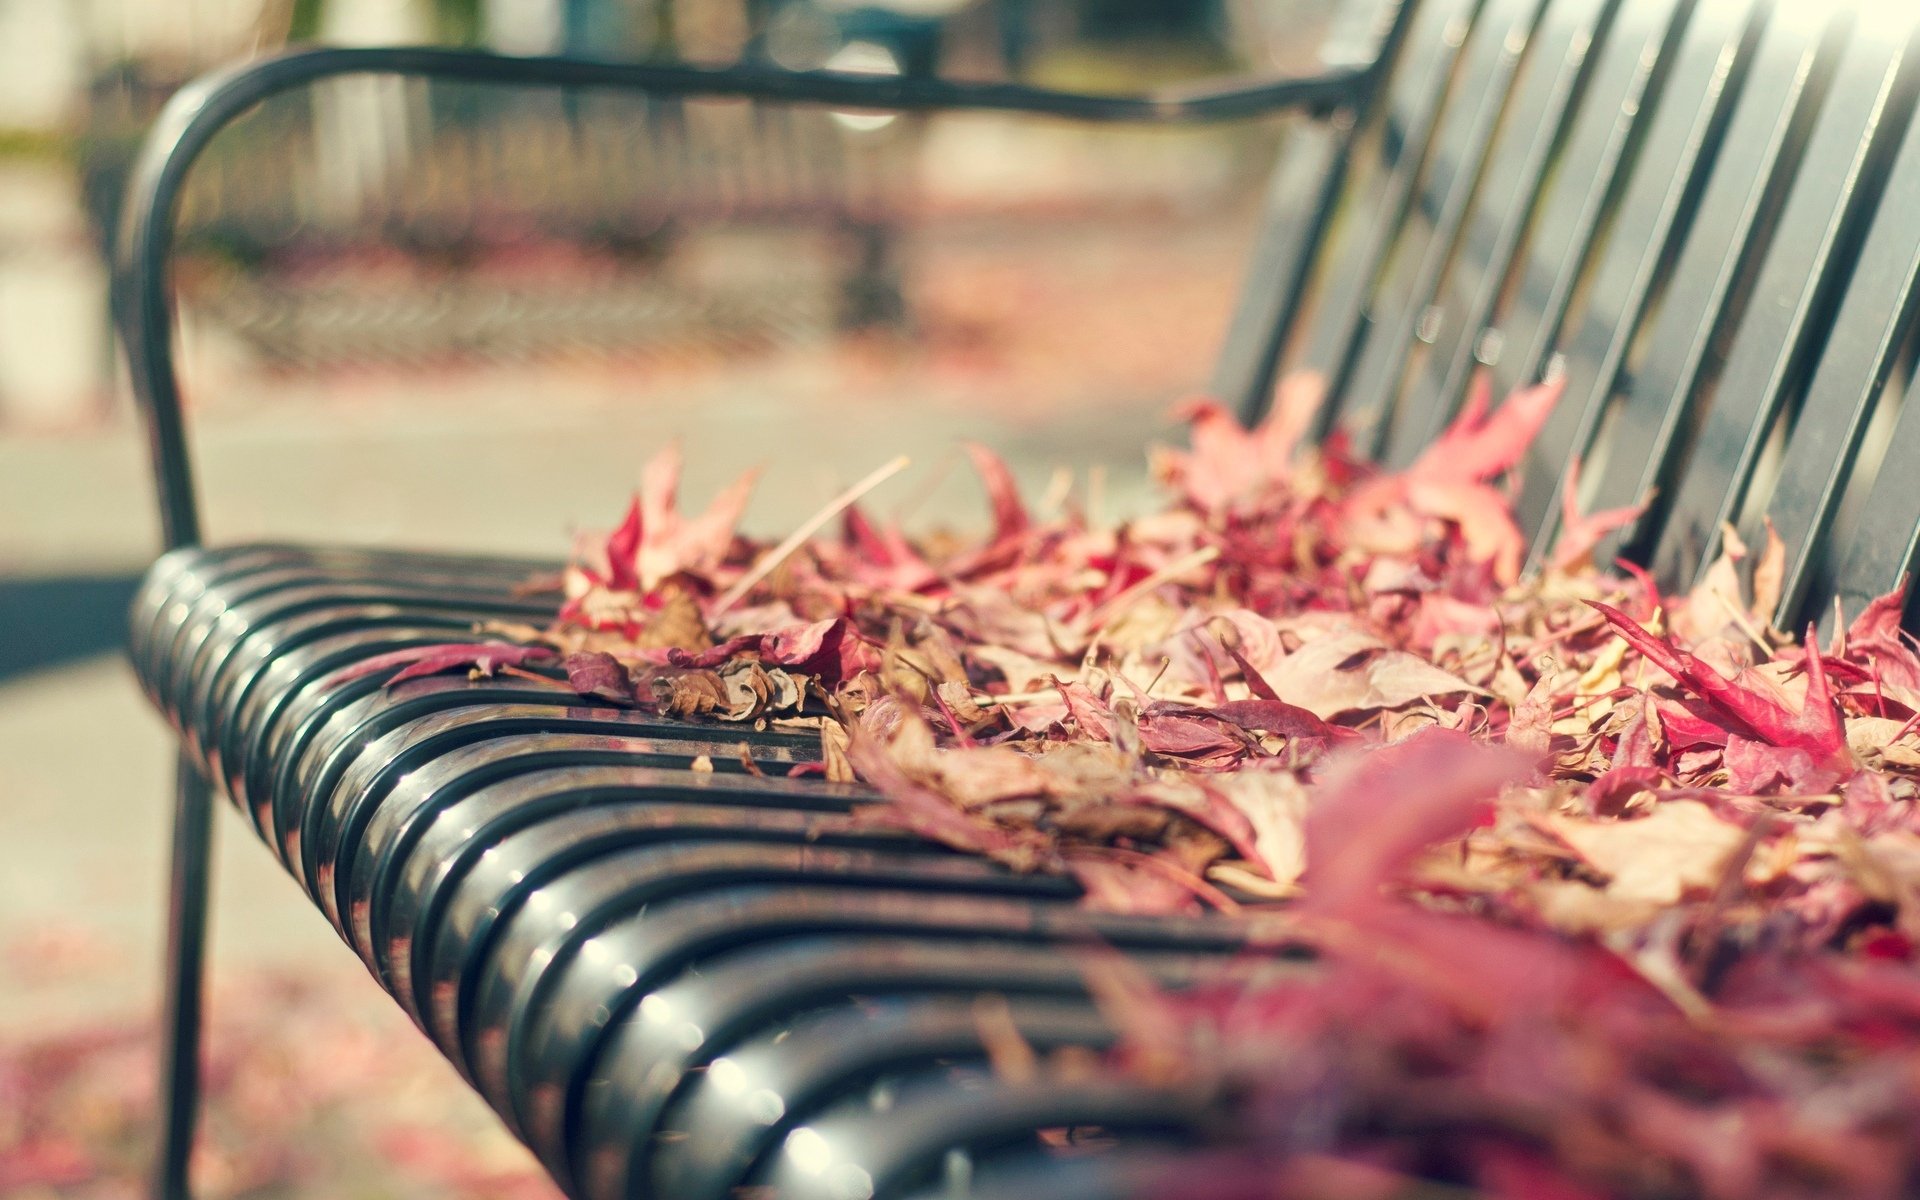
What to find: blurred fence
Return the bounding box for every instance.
[0,0,1337,421]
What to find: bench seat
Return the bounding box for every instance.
[131,543,1259,1200]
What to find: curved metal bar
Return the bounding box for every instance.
[114,45,1375,552]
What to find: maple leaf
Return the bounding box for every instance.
[1342,378,1563,584]
[1150,375,1325,517]
[1303,727,1537,915]
[1551,457,1646,572]
[963,441,1030,545]
[588,444,760,599]
[1409,375,1563,486]
[1590,602,1848,763]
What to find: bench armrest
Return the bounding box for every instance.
[114,45,1377,551]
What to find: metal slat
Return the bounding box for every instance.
[1832,369,1920,617]
[1490,0,1690,420]
[1289,0,1491,434]
[528,914,1217,1190]
[1511,0,1761,545]
[1217,127,1354,418]
[652,997,1114,1200]
[572,941,1236,1200]
[1761,88,1920,627]
[1338,0,1550,457]
[370,769,879,1006]
[741,1071,1196,1200]
[1654,17,1920,586]
[301,702,808,926]
[228,627,511,819]
[1377,0,1624,467]
[1573,3,1846,566]
[338,738,830,966]
[1217,0,1412,421]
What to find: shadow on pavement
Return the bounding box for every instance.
[0,572,141,683]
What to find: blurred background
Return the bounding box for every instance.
[0,1,1332,1195]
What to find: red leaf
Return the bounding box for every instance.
[332,641,555,686]
[964,442,1030,544]
[1590,602,1847,762]
[1137,713,1245,758]
[604,496,643,591]
[1551,457,1646,571]
[1218,637,1282,701]
[1723,735,1828,794]
[667,617,874,686]
[1052,677,1116,741]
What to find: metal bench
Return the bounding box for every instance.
[121,1,1920,1196]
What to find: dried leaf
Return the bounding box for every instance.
[562,651,633,704]
[1264,632,1487,720]
[1547,801,1748,905]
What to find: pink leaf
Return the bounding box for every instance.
[1551,457,1646,571]
[1303,727,1537,915]
[964,442,1030,544]
[1848,579,1909,647]
[1410,375,1564,486]
[604,497,643,592]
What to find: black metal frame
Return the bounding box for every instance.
[112,44,1380,1200]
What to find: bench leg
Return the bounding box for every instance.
[154,753,214,1200]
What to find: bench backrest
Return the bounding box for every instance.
[1222,0,1920,631]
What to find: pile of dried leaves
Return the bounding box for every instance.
[391,375,1920,1198]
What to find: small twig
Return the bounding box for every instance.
[1038,465,1075,517]
[889,446,959,526]
[712,455,911,615]
[1708,587,1773,659]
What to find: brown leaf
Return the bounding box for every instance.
[1264,632,1487,719]
[657,670,727,718]
[1546,801,1748,905]
[631,582,713,652]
